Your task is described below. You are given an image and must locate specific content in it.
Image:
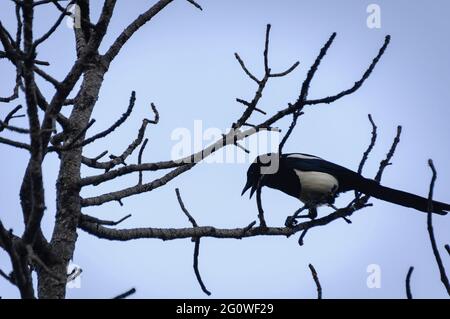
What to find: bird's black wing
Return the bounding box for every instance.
[281,153,364,192]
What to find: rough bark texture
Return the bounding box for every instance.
[38,64,105,298]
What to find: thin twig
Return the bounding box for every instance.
[175,189,210,295]
[279,32,337,154]
[186,0,203,11]
[32,0,75,50]
[263,24,271,73]
[80,101,159,171]
[148,102,160,124]
[298,229,308,246]
[80,213,132,226]
[175,188,198,227]
[234,141,250,154]
[270,61,300,77]
[59,119,96,151]
[406,266,414,299]
[304,35,391,105]
[278,108,303,154]
[234,53,259,83]
[358,114,377,175]
[374,125,402,182]
[426,160,450,296]
[34,66,61,88]
[79,91,137,147]
[297,32,337,104]
[308,263,322,299]
[138,138,149,185]
[0,268,15,286]
[113,288,136,299]
[236,98,266,115]
[355,114,378,197]
[0,105,29,134]
[193,238,211,296]
[0,136,31,151]
[241,221,256,236]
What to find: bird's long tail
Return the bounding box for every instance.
[354,178,449,215]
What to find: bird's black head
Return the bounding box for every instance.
[241,153,280,198]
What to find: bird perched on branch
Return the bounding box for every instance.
[242,153,449,226]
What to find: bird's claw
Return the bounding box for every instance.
[284,216,298,228]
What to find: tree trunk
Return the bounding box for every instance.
[37,62,105,299]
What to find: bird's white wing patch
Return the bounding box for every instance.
[294,169,339,204]
[287,153,322,160]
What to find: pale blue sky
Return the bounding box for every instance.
[1,0,450,298]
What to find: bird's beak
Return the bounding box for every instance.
[241,180,258,199]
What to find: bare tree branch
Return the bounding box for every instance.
[0,72,20,103]
[255,35,391,130]
[234,53,259,84]
[79,100,159,171]
[102,0,175,65]
[406,266,414,299]
[176,188,198,228]
[426,160,450,296]
[236,98,266,115]
[304,35,391,105]
[59,119,96,150]
[374,125,402,182]
[308,263,322,299]
[354,114,378,197]
[358,114,378,175]
[0,221,35,298]
[78,199,372,242]
[79,106,400,243]
[79,159,184,186]
[87,0,117,50]
[32,0,75,50]
[193,238,211,296]
[233,24,300,129]
[270,61,300,78]
[298,229,308,246]
[137,138,148,185]
[186,0,203,11]
[81,91,136,146]
[33,0,70,7]
[0,268,15,286]
[298,33,336,104]
[175,188,211,296]
[34,66,61,88]
[0,105,29,134]
[278,32,336,154]
[112,287,136,299]
[81,164,195,206]
[0,136,31,150]
[278,105,303,154]
[80,213,132,226]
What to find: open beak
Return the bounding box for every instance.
[241,181,257,199]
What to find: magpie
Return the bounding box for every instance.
[242,153,449,225]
